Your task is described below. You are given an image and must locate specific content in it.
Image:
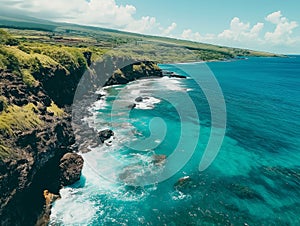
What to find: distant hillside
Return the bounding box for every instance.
[0,12,281,63]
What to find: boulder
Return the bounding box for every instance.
[96,93,105,101]
[170,74,186,79]
[135,96,143,102]
[59,153,84,186]
[174,176,192,190]
[41,96,52,107]
[98,129,114,143]
[128,103,136,110]
[43,190,60,206]
[152,154,166,165]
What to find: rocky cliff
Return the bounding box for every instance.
[105,61,163,86]
[0,32,89,225]
[0,33,163,225]
[0,70,80,225]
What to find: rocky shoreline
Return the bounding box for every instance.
[0,56,170,225]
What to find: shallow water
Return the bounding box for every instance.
[50,56,300,225]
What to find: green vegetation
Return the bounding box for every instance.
[0,12,281,65]
[133,64,144,73]
[47,102,65,117]
[0,142,10,158]
[0,103,43,137]
[0,30,90,88]
[21,69,39,87]
[0,29,19,46]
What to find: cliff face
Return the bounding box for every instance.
[0,70,77,225]
[105,61,163,86]
[0,33,163,225]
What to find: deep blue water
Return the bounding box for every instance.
[50,56,300,225]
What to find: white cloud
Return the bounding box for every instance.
[181,29,193,39]
[181,17,264,44]
[125,16,158,33]
[264,11,298,45]
[181,29,216,42]
[218,17,263,41]
[266,11,283,24]
[162,22,177,35]
[0,0,159,34]
[180,11,299,53]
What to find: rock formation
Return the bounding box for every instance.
[0,49,163,225]
[0,70,78,225]
[59,153,84,186]
[98,129,114,143]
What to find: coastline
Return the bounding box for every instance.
[0,27,286,224]
[49,56,300,225]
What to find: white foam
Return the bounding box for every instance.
[156,76,187,92]
[92,99,108,110]
[95,89,107,96]
[49,187,97,226]
[174,61,205,65]
[53,77,191,225]
[135,96,161,110]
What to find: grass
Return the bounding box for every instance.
[0,142,10,158]
[0,36,91,88]
[133,64,144,73]
[47,102,65,117]
[0,103,43,137]
[21,69,39,87]
[0,45,40,86]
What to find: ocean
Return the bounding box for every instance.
[50,56,300,225]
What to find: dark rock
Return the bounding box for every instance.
[10,88,20,96]
[152,155,166,165]
[163,70,186,79]
[105,61,163,86]
[41,96,52,107]
[0,100,4,112]
[83,51,92,67]
[96,93,105,100]
[162,70,173,76]
[14,98,29,106]
[36,190,61,226]
[135,96,143,102]
[38,106,47,115]
[16,130,38,148]
[98,129,114,143]
[128,103,136,110]
[59,153,84,186]
[0,57,164,225]
[47,112,55,117]
[174,176,192,190]
[0,71,78,226]
[170,74,186,79]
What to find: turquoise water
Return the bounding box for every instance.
[50,56,300,225]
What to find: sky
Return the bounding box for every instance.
[1,0,300,54]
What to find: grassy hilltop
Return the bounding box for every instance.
[0,12,280,62]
